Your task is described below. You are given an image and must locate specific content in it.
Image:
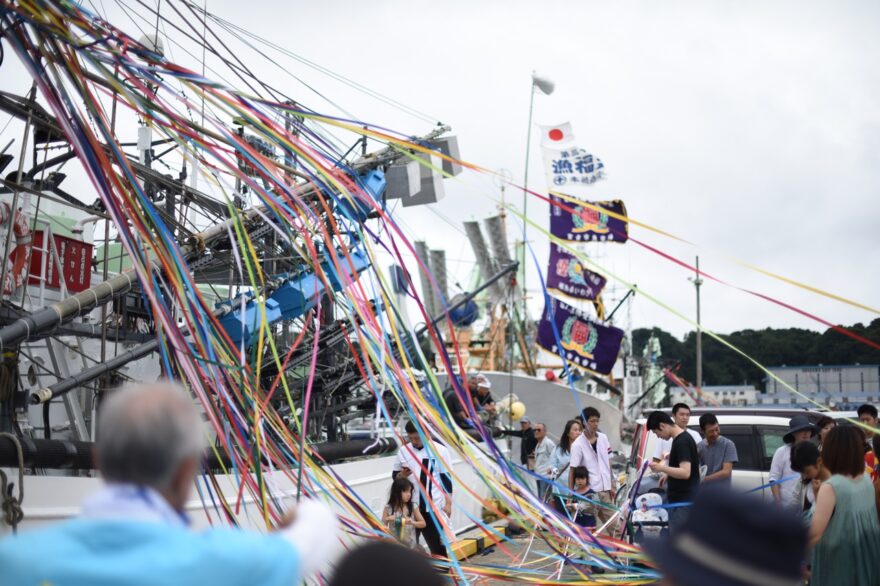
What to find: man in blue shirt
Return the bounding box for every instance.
[0,381,339,586]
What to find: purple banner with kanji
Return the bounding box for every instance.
[546,244,607,301]
[537,298,624,375]
[549,197,629,243]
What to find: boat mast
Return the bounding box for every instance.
[693,255,703,391]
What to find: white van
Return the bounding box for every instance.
[624,411,819,500]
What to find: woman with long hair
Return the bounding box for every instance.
[547,419,583,507]
[550,419,583,475]
[382,477,426,549]
[808,425,880,585]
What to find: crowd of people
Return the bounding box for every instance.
[388,371,626,549]
[642,401,880,585]
[2,375,878,585]
[465,391,880,585]
[442,373,498,429]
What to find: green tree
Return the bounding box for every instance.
[630,319,880,389]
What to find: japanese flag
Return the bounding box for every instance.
[539,122,575,147]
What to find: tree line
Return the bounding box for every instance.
[631,318,880,390]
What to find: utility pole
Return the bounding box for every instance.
[693,256,703,391]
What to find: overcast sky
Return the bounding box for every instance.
[2,0,878,343]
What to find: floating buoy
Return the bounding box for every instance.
[510,401,526,421]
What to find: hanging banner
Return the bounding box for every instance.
[546,244,607,301]
[543,146,606,188]
[549,196,629,243]
[538,121,606,187]
[537,298,624,375]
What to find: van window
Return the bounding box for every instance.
[757,426,788,471]
[722,425,759,471]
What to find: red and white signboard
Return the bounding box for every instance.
[28,231,93,293]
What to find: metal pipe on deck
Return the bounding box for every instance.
[0,429,498,470]
[0,269,141,350]
[0,434,400,470]
[29,339,160,404]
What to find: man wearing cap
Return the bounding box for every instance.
[469,374,497,424]
[504,416,538,468]
[769,415,816,510]
[644,486,808,586]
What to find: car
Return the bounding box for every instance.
[614,408,864,540]
[624,414,788,500]
[622,408,847,501]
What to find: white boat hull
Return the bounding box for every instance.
[3,452,489,538]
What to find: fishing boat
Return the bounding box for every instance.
[0,7,661,586]
[0,100,492,534]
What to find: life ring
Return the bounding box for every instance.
[0,203,32,296]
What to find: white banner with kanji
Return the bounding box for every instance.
[538,122,606,188]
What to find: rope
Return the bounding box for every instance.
[0,432,25,533]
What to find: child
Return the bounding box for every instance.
[567,466,597,530]
[382,477,426,549]
[790,440,830,518]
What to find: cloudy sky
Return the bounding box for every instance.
[2,0,878,342]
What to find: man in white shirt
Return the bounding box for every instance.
[532,422,556,500]
[569,407,616,531]
[392,421,453,557]
[651,403,702,489]
[653,403,702,462]
[769,415,816,510]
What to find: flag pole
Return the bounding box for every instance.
[521,72,554,357]
[521,79,537,325]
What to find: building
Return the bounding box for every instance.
[669,385,759,407]
[765,364,880,394]
[761,364,880,409]
[755,391,877,410]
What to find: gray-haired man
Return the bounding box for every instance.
[0,381,339,585]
